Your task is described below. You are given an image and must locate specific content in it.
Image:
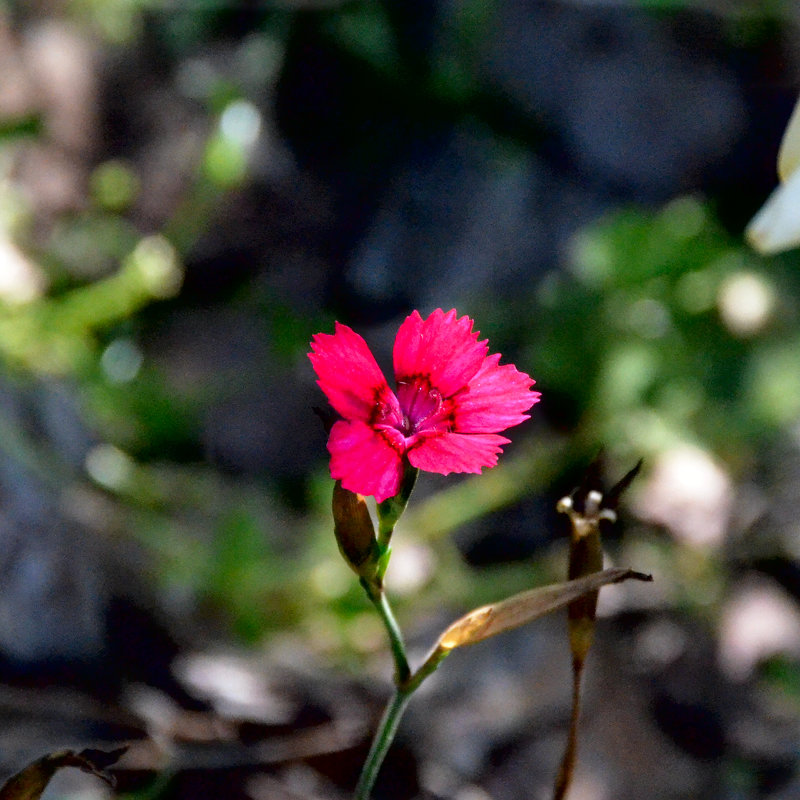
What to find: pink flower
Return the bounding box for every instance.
[309,309,540,503]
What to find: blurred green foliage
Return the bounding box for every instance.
[532,196,800,463]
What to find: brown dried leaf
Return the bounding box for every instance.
[0,746,127,800]
[436,568,651,650]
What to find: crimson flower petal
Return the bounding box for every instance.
[408,432,511,475]
[311,309,540,501]
[309,322,397,422]
[327,419,404,503]
[454,353,541,433]
[393,309,488,397]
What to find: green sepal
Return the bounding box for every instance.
[377,461,419,547]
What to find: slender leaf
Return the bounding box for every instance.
[436,568,651,650]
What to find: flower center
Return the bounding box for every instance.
[395,379,449,436]
[371,378,452,445]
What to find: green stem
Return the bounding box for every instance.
[354,687,412,800]
[362,580,411,685]
[400,644,450,694]
[376,463,419,550]
[377,520,394,552]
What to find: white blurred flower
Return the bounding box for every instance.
[718,579,800,681]
[747,98,800,254]
[0,234,45,304]
[717,271,775,336]
[634,444,732,548]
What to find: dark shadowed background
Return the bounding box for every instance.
[0,1,799,798]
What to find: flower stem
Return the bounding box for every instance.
[354,687,412,800]
[361,579,411,685]
[376,463,419,550]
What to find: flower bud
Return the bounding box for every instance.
[558,460,640,662]
[553,458,644,800]
[332,481,380,582]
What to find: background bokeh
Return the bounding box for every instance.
[0,1,799,798]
